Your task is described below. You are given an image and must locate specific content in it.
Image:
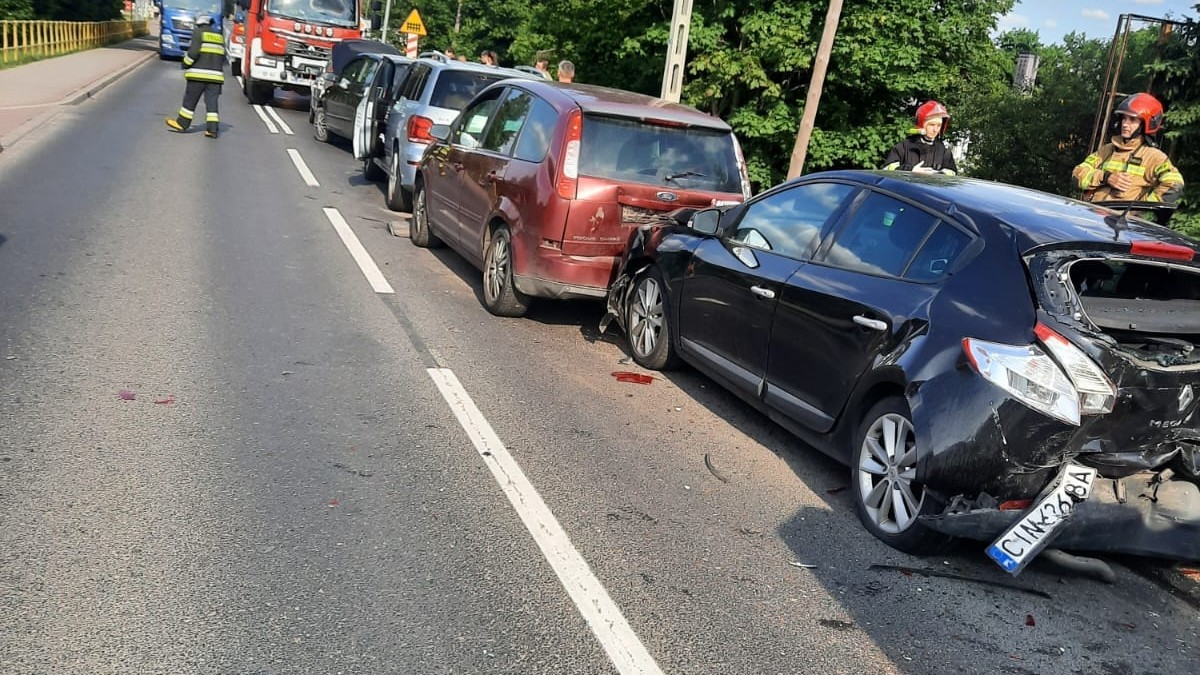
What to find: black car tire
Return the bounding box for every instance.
[627,267,680,370]
[386,149,413,212]
[409,183,442,249]
[482,226,530,318]
[851,397,947,555]
[362,157,385,182]
[312,106,330,143]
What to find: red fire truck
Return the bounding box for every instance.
[234,0,379,105]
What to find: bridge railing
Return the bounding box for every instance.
[1,20,149,65]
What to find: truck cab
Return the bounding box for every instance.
[235,0,380,105]
[154,0,225,59]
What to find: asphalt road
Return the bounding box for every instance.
[0,59,1197,675]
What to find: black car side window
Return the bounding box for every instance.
[905,222,972,281]
[728,182,855,261]
[823,192,939,277]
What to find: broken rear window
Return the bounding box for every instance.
[1068,258,1200,366]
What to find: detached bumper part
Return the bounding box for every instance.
[925,472,1200,561]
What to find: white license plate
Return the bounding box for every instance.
[986,462,1097,575]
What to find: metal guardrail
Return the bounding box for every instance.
[1,20,149,65]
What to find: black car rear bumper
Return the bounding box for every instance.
[923,472,1200,560]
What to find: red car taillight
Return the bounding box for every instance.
[407,115,434,144]
[555,109,582,200]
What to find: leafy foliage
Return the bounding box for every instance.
[0,0,34,20]
[4,0,123,20]
[1146,6,1200,239]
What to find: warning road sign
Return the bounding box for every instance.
[402,9,427,36]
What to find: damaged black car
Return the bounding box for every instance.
[602,171,1200,574]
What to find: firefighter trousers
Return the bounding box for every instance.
[175,81,221,134]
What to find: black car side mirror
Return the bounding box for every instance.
[429,124,450,141]
[690,208,722,235]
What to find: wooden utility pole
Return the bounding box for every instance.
[787,0,843,179]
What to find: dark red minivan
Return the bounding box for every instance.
[412,80,750,316]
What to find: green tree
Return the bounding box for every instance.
[1145,7,1200,238]
[0,0,34,20]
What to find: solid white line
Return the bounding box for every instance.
[286,149,320,187]
[252,104,279,134]
[426,367,665,675]
[263,105,294,135]
[322,208,394,294]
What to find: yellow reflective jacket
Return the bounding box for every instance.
[183,27,225,84]
[1072,135,1184,203]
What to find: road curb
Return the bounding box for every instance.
[65,49,158,107]
[0,44,157,155]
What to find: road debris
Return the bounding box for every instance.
[704,453,730,483]
[611,371,654,384]
[789,561,817,569]
[153,395,176,405]
[869,563,1053,599]
[1025,614,1036,627]
[117,389,136,400]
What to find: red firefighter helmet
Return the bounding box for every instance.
[915,100,950,132]
[1114,93,1164,135]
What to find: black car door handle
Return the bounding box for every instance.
[853,315,888,331]
[749,286,776,300]
[481,170,503,185]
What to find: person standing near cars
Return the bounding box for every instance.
[164,14,225,139]
[1073,92,1184,204]
[534,54,552,80]
[557,60,575,83]
[881,100,957,175]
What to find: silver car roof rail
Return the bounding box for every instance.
[418,51,450,63]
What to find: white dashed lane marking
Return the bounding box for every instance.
[286,149,319,187]
[322,207,394,294]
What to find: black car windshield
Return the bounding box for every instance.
[167,0,221,13]
[581,115,743,194]
[267,0,357,27]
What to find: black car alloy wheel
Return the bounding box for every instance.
[852,398,944,554]
[628,268,678,370]
[312,107,329,143]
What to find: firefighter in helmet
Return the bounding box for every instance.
[165,14,225,138]
[1072,92,1184,203]
[882,100,958,175]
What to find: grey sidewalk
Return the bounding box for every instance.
[0,34,159,152]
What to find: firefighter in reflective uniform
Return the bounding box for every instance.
[1072,93,1184,203]
[165,14,225,138]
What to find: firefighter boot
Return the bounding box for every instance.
[165,118,186,132]
[204,124,218,139]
